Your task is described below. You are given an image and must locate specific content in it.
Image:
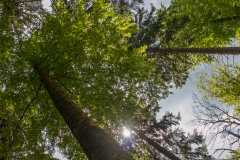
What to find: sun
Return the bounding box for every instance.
[123,128,130,137]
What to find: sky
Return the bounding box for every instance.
[40,0,239,159]
[144,0,170,9]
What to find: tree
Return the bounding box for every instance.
[196,63,240,113]
[0,0,167,159]
[35,65,132,159]
[191,94,240,159]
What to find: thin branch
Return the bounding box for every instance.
[37,55,49,66]
[56,78,73,95]
[42,55,60,70]
[48,44,81,70]
[8,82,42,150]
[54,74,79,80]
[214,148,235,154]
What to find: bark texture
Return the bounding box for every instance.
[147,47,240,57]
[136,130,181,160]
[35,65,132,160]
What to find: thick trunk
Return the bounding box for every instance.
[147,47,240,57]
[135,130,181,160]
[35,65,132,160]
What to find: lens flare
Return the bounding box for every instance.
[123,128,130,137]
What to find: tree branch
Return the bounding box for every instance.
[8,82,42,150]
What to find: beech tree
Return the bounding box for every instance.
[0,0,167,159]
[35,65,133,159]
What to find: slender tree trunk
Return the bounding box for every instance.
[147,47,240,57]
[135,129,181,160]
[35,65,132,160]
[211,15,240,23]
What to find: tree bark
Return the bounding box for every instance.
[147,47,240,57]
[35,65,132,160]
[135,130,181,160]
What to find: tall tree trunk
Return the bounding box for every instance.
[135,129,181,160]
[35,65,132,160]
[147,47,240,57]
[211,15,240,23]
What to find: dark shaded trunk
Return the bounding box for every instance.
[147,47,240,57]
[0,118,8,160]
[35,65,132,160]
[0,154,6,160]
[135,130,181,160]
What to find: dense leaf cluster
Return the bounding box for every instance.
[170,0,240,46]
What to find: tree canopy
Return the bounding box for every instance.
[196,63,240,113]
[170,0,240,47]
[0,0,172,159]
[2,0,240,159]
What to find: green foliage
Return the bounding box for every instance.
[170,0,240,47]
[229,150,240,160]
[0,0,170,158]
[196,63,240,113]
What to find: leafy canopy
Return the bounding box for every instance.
[170,0,240,47]
[196,63,240,113]
[1,0,168,158]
